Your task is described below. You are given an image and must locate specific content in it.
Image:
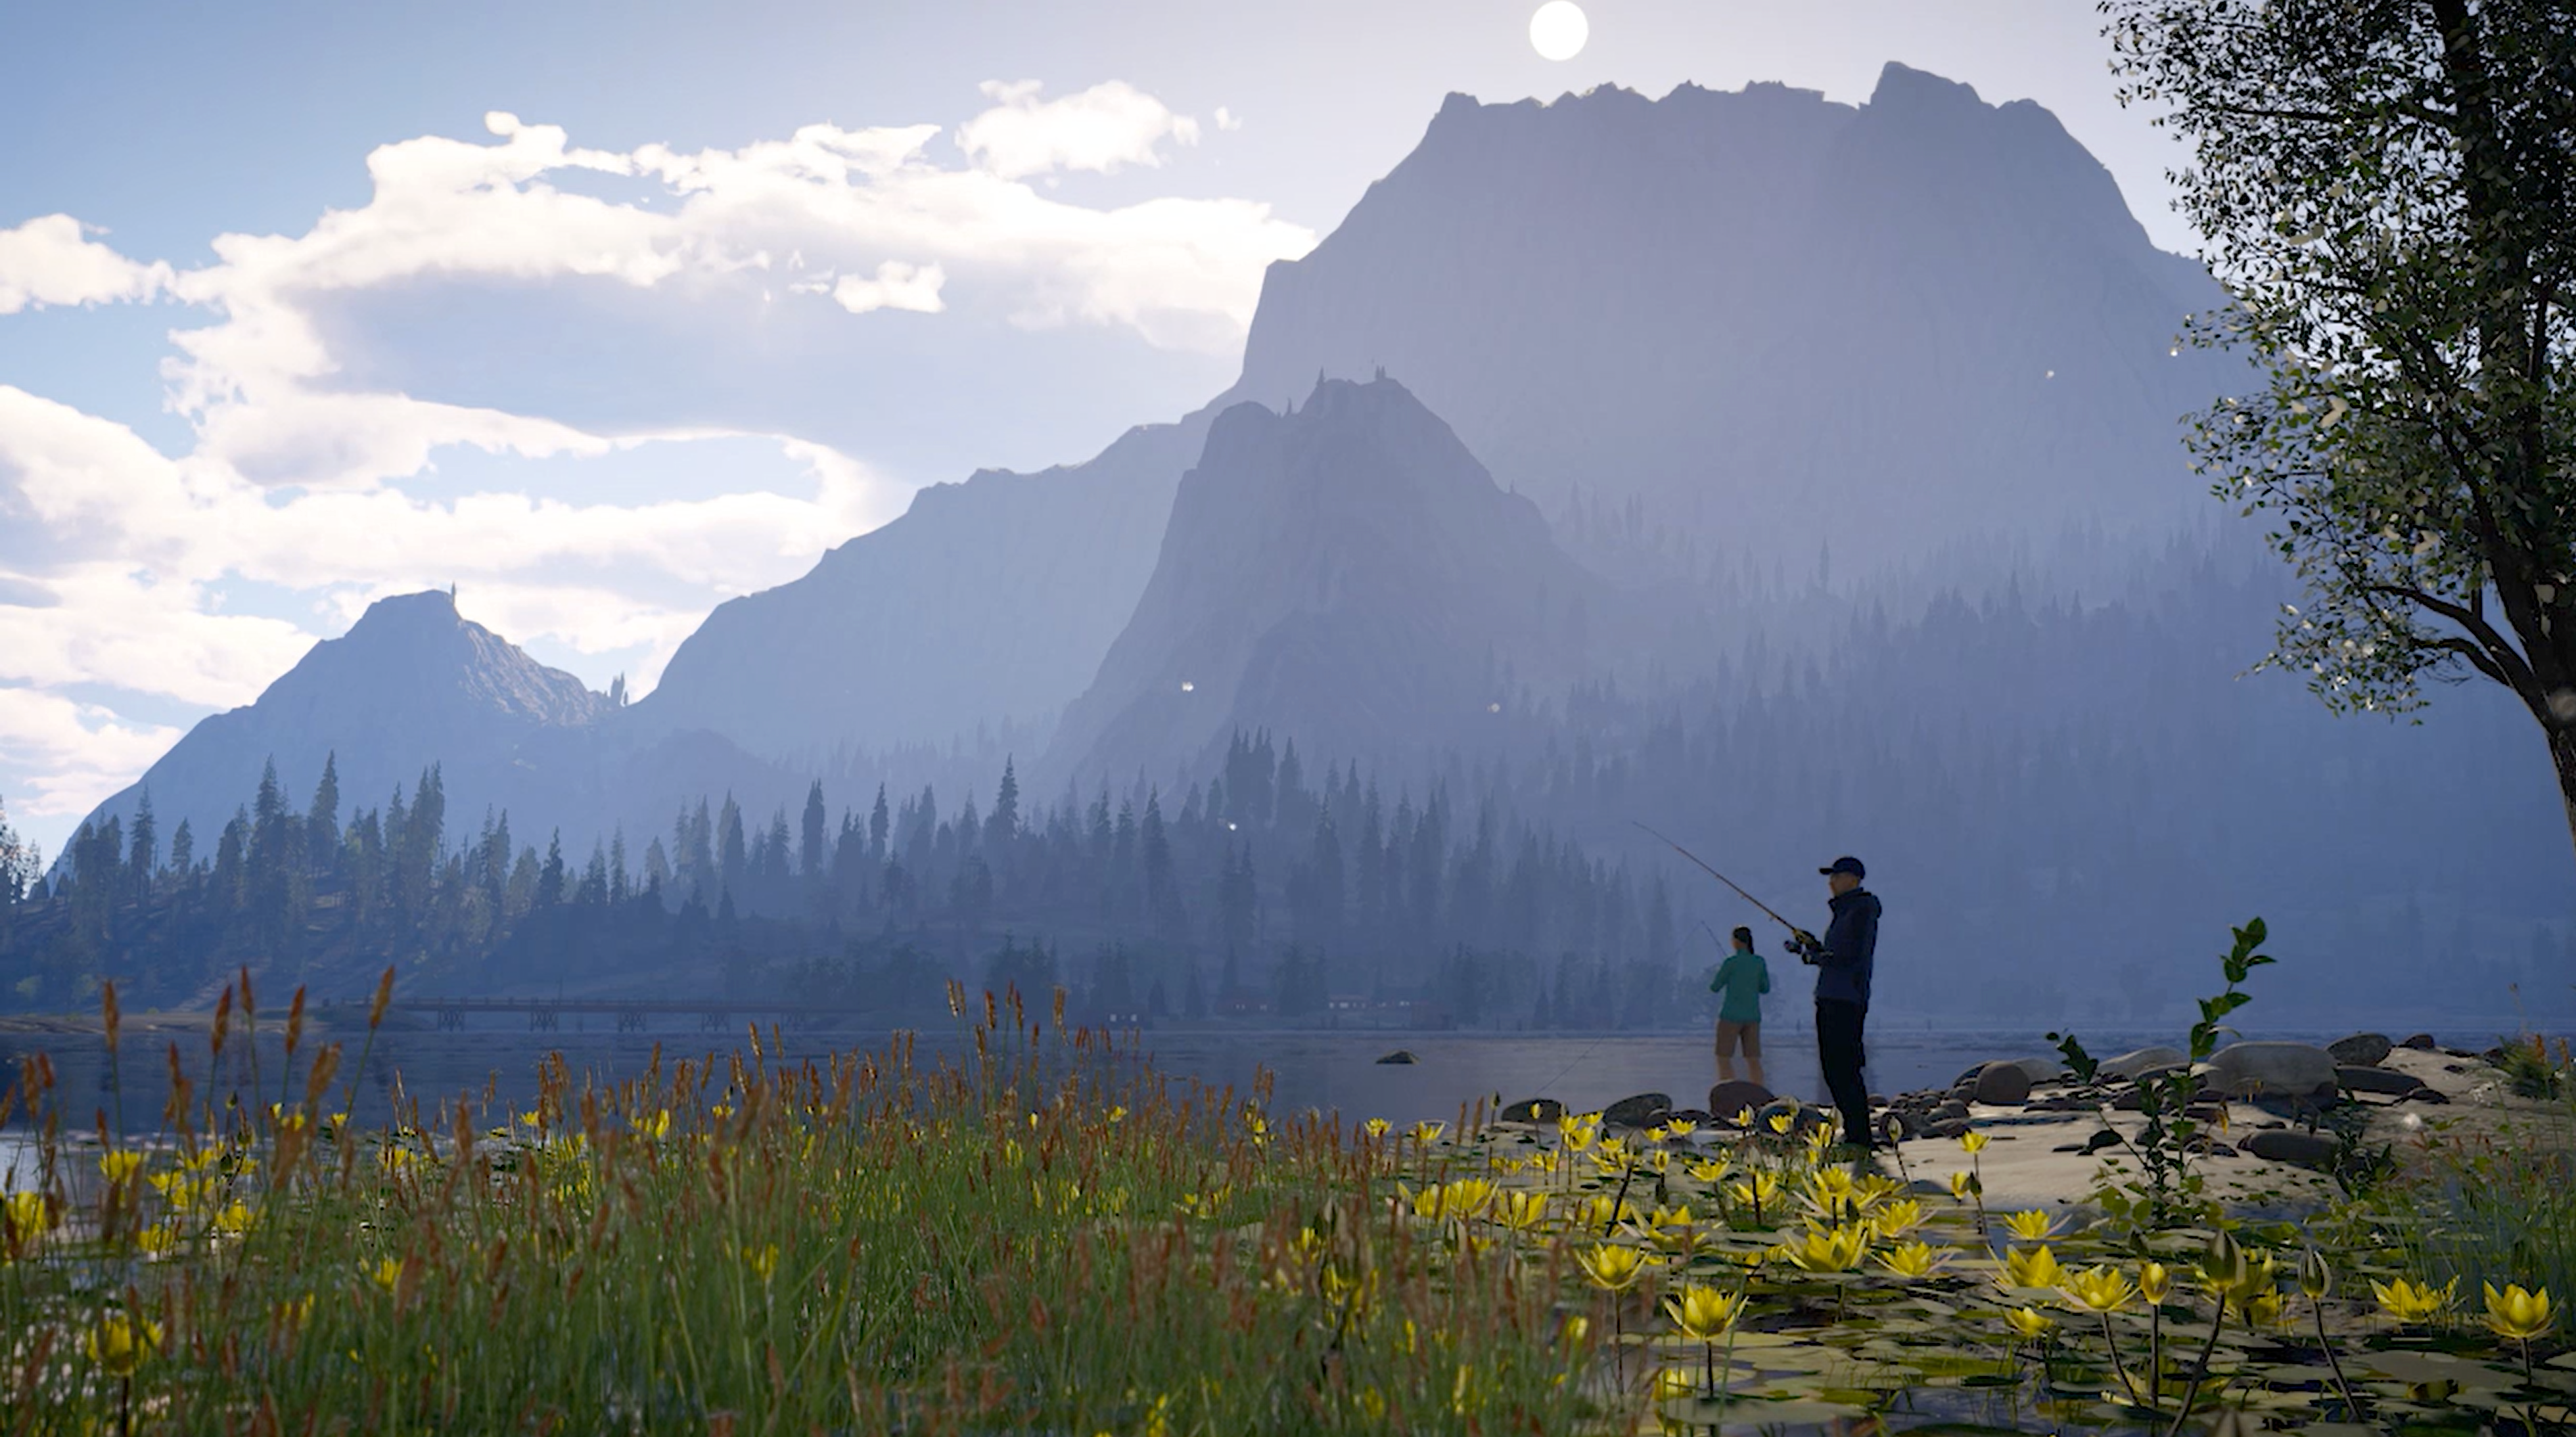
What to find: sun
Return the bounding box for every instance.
[1529,1,1588,62]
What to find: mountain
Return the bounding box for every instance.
[65,591,611,871]
[624,412,1213,765]
[1229,64,2246,578]
[1047,375,1603,785]
[620,63,2242,769]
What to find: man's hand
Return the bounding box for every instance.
[1789,930,1824,963]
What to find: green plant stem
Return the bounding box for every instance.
[2165,1302,2229,1437]
[2102,1309,2140,1405]
[2310,1296,2362,1420]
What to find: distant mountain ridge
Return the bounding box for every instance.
[1049,375,1603,784]
[69,591,609,873]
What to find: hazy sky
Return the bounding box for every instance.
[0,0,2196,861]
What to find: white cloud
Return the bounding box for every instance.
[0,687,187,825]
[0,79,1297,853]
[0,214,172,314]
[832,259,946,315]
[956,79,1203,180]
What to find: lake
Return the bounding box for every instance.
[0,1016,2491,1158]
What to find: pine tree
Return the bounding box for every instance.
[988,757,1020,849]
[868,784,891,869]
[610,827,630,903]
[800,780,827,877]
[1142,788,1185,943]
[537,831,566,908]
[306,752,340,872]
[718,794,746,898]
[127,790,157,902]
[167,819,193,880]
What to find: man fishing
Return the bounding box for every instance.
[1631,825,1887,1152]
[1789,857,1881,1154]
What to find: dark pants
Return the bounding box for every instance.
[1816,999,1871,1147]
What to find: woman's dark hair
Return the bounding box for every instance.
[1731,926,1755,948]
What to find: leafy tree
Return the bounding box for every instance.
[2106,0,2576,854]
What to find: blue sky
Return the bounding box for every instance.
[0,0,2192,861]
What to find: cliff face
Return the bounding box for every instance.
[1227,64,2242,576]
[1048,376,1602,784]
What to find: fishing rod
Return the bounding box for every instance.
[1632,821,1820,952]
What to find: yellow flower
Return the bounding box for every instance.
[1107,1105,1128,1124]
[1644,1124,1672,1143]
[86,1313,160,1376]
[2483,1282,2555,1342]
[2297,1248,2334,1300]
[136,1224,180,1256]
[1732,1106,1757,1128]
[2196,1233,2273,1305]
[3,1190,53,1247]
[1768,1110,1795,1135]
[1409,1121,1446,1147]
[2371,1275,2456,1324]
[275,1293,314,1329]
[98,1151,143,1185]
[639,1109,671,1141]
[1778,1223,1869,1274]
[1579,1194,1641,1231]
[1529,1148,1561,1175]
[1363,1118,1391,1138]
[371,1256,402,1293]
[2004,1306,2054,1340]
[213,1200,254,1235]
[1949,1169,1979,1200]
[1877,1240,1950,1279]
[2002,1208,2058,1241]
[2232,1288,2287,1329]
[1449,1362,1480,1416]
[1870,1198,1929,1240]
[1726,1170,1782,1212]
[1560,1314,1590,1346]
[744,1242,779,1284]
[1686,1156,1731,1184]
[2000,1244,2064,1291]
[1496,1190,1551,1233]
[1960,1131,1990,1154]
[1663,1283,1745,1340]
[1803,1166,1861,1214]
[1414,1178,1497,1221]
[2060,1264,2138,1315]
[1651,1365,1699,1400]
[518,1110,543,1130]
[1557,1112,1597,1152]
[1574,1242,1654,1292]
[2139,1261,2173,1304]
[1663,1118,1699,1138]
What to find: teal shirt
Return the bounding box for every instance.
[1709,949,1770,1024]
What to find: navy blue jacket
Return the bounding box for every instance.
[1812,888,1881,1008]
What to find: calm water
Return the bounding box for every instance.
[0,1018,2489,1154]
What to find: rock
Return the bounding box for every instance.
[2335,1065,2420,1096]
[2328,1032,2395,1066]
[2053,1141,2087,1154]
[2082,1128,2124,1155]
[1754,1098,1832,1138]
[1867,1093,1886,1107]
[1707,1080,1772,1120]
[2004,1055,2071,1085]
[2401,1086,2450,1105]
[1883,1110,1924,1141]
[2401,1032,2437,1050]
[2102,1045,2190,1080]
[1497,1097,1563,1124]
[1970,1062,2035,1106]
[1376,1050,1418,1065]
[1926,1118,1973,1140]
[2242,1129,2341,1169]
[2203,1042,2338,1098]
[1931,1099,1970,1122]
[2205,1141,2238,1158]
[1602,1092,1674,1128]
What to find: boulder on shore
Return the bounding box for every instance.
[2203,1041,2338,1098]
[2335,1065,2419,1096]
[1601,1092,1673,1128]
[2401,1032,2438,1050]
[1970,1062,2035,1106]
[2101,1045,2190,1080]
[1498,1097,1563,1124]
[2242,1128,2341,1170]
[1376,1050,1417,1065]
[1707,1079,1772,1120]
[2328,1032,2395,1067]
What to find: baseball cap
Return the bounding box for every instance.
[1819,856,1866,879]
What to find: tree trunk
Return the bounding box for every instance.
[2555,721,2576,872]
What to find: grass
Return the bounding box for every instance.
[1,974,2570,1435]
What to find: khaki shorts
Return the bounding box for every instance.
[1714,1019,1761,1057]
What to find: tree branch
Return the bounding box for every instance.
[2363,582,2543,702]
